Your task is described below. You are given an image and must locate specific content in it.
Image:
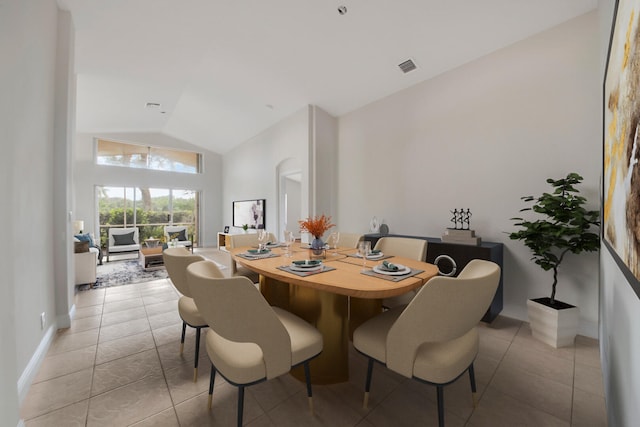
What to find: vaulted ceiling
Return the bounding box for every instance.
[58,0,597,154]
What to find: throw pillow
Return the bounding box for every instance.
[169,229,187,241]
[74,241,90,253]
[113,231,136,246]
[75,233,94,248]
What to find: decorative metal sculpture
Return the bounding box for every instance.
[450,209,472,230]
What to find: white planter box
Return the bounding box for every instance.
[526,298,579,348]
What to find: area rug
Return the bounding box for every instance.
[92,260,169,289]
[79,256,227,290]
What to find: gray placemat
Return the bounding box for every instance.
[347,253,393,261]
[277,265,336,277]
[361,268,424,282]
[236,252,280,260]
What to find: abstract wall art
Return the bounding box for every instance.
[604,0,640,298]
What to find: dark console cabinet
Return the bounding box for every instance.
[364,234,503,323]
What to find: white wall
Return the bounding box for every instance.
[74,132,223,247]
[222,105,339,239]
[338,12,601,337]
[0,0,64,424]
[598,0,640,425]
[223,106,311,234]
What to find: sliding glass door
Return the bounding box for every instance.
[97,186,199,247]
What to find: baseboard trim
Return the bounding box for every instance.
[17,322,57,405]
[56,303,75,329]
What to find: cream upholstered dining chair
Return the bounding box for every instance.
[226,232,276,275]
[337,232,364,248]
[374,237,428,308]
[163,247,223,382]
[187,260,323,427]
[353,259,500,427]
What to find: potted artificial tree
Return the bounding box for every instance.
[510,172,600,347]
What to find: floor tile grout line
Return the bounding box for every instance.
[481,322,578,425]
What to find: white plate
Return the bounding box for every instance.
[266,242,281,248]
[290,264,323,272]
[373,264,411,276]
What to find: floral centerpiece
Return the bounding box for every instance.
[299,214,335,253]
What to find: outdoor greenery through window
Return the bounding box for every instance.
[97,186,199,247]
[96,139,201,174]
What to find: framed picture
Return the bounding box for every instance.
[603,0,640,298]
[232,199,266,229]
[224,226,229,233]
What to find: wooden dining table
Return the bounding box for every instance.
[230,243,439,384]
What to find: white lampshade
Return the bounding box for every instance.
[73,220,84,234]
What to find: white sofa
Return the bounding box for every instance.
[75,251,97,286]
[107,227,141,261]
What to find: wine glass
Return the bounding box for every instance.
[327,231,340,255]
[283,230,294,257]
[358,240,371,272]
[258,229,269,251]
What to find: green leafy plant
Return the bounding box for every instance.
[509,173,600,306]
[242,224,249,231]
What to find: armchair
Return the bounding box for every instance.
[106,227,141,262]
[163,225,193,251]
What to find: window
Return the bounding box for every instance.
[96,139,201,174]
[97,186,199,247]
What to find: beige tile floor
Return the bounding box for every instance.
[21,254,608,426]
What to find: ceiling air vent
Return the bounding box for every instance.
[145,102,161,109]
[398,59,417,74]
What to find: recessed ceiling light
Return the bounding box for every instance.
[337,6,347,15]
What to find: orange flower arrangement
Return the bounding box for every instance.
[299,214,335,238]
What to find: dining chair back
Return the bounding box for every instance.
[374,237,428,307]
[187,260,323,426]
[163,248,222,382]
[373,237,427,261]
[353,259,500,427]
[338,233,364,248]
[227,232,276,275]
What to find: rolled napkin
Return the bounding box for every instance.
[382,260,399,271]
[247,248,270,254]
[292,260,322,267]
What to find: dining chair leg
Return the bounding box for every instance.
[194,327,202,382]
[363,358,374,409]
[303,361,314,412]
[468,363,478,407]
[237,385,245,427]
[436,385,445,427]
[180,321,187,355]
[208,364,216,410]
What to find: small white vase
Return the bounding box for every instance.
[527,298,579,348]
